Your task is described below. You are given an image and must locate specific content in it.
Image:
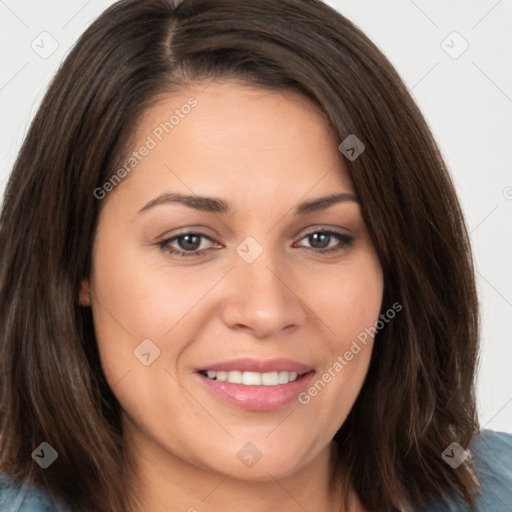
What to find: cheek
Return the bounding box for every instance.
[88,229,218,390]
[311,252,384,352]
[298,250,383,421]
[90,233,220,338]
[88,237,217,435]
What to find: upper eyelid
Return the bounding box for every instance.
[162,223,351,241]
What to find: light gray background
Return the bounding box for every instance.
[0,0,511,434]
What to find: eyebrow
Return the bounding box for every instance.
[137,191,359,215]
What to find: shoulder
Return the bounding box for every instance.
[425,429,512,511]
[0,472,71,512]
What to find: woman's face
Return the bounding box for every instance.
[82,79,383,481]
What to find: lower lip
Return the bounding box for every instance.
[196,371,316,411]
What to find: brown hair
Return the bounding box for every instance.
[0,0,480,510]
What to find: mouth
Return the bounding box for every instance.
[195,358,315,411]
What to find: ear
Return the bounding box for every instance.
[79,279,91,306]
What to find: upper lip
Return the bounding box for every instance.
[197,358,313,374]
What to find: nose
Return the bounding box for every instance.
[220,250,307,339]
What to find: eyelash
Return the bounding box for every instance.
[158,230,354,258]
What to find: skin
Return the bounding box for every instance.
[80,79,383,512]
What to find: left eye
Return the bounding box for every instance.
[296,231,353,251]
[158,230,353,258]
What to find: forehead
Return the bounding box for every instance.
[106,79,355,210]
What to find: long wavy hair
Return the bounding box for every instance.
[0,0,480,510]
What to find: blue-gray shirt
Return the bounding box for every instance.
[1,429,511,511]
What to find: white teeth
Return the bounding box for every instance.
[261,372,279,386]
[226,370,243,384]
[203,370,300,385]
[243,371,261,385]
[278,371,290,384]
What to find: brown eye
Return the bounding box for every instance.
[158,232,217,258]
[308,232,331,249]
[297,231,353,253]
[176,234,202,251]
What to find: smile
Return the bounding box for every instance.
[195,358,315,411]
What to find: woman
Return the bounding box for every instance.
[0,0,510,511]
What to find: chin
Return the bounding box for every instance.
[195,438,323,482]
